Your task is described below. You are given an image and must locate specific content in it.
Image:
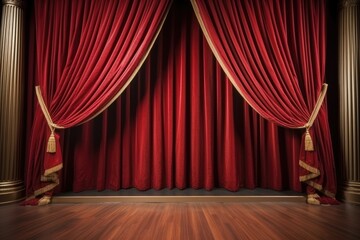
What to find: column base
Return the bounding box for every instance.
[0,180,25,204]
[342,181,360,205]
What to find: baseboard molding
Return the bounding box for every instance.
[52,195,305,204]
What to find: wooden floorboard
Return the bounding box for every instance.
[1,202,360,240]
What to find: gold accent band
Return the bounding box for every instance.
[32,179,59,199]
[299,161,320,181]
[299,173,320,182]
[44,163,63,177]
[299,160,336,199]
[299,160,320,176]
[32,182,58,198]
[305,180,323,192]
[24,173,60,205]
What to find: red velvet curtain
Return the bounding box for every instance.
[25,0,171,202]
[25,0,336,201]
[56,1,302,193]
[191,0,336,199]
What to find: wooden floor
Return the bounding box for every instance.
[1,202,360,240]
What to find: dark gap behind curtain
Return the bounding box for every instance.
[58,0,302,193]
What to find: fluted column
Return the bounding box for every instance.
[0,0,25,204]
[339,0,360,205]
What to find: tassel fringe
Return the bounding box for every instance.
[305,128,314,151]
[47,131,56,153]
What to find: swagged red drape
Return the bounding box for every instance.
[25,0,171,202]
[191,0,336,198]
[58,1,302,193]
[25,0,337,203]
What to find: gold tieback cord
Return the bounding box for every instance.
[35,82,327,153]
[303,83,328,152]
[35,86,62,153]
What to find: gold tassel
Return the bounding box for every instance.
[305,128,314,151]
[47,131,56,153]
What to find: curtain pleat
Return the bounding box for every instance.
[191,0,336,201]
[56,1,302,193]
[25,0,334,202]
[25,0,171,203]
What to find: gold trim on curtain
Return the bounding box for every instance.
[190,0,328,132]
[77,3,172,126]
[35,3,172,131]
[30,1,173,205]
[190,0,261,119]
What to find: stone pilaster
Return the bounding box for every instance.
[339,0,360,205]
[0,0,25,204]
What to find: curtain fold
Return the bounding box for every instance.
[24,0,336,205]
[191,0,336,202]
[56,0,302,193]
[25,0,171,204]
